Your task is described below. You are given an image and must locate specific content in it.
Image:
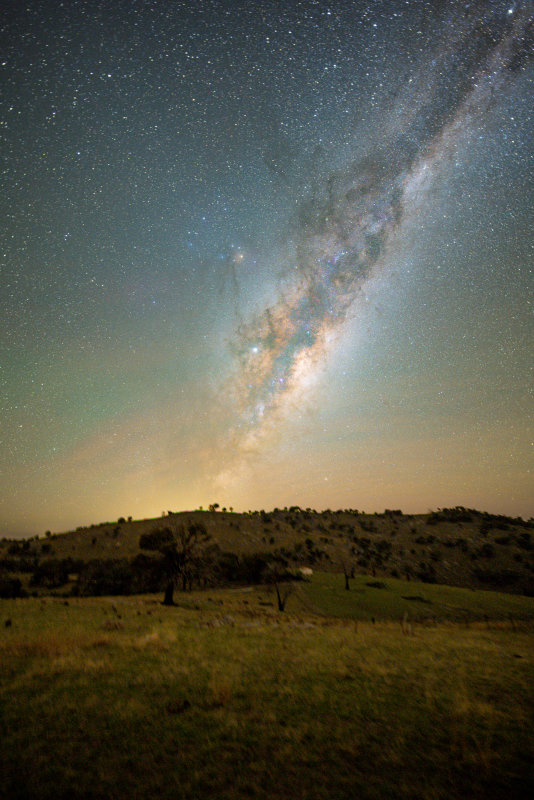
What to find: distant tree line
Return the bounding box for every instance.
[2,507,533,599]
[0,522,301,599]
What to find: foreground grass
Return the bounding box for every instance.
[1,589,533,799]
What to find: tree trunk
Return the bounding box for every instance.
[275,582,285,612]
[163,581,175,606]
[344,572,350,590]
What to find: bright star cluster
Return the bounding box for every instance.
[1,0,533,536]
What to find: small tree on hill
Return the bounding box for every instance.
[341,559,353,590]
[267,565,295,612]
[139,523,212,605]
[274,579,294,612]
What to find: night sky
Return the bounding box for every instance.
[2,0,533,537]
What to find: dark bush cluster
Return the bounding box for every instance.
[0,576,27,598]
[65,547,302,598]
[426,507,473,525]
[417,562,437,583]
[30,558,83,589]
[73,559,157,596]
[517,532,532,551]
[216,552,275,584]
[0,556,37,573]
[7,540,32,555]
[415,534,436,545]
[139,528,175,551]
[472,568,521,588]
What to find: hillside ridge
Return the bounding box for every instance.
[2,506,533,597]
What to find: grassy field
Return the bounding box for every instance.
[1,575,533,800]
[298,572,534,623]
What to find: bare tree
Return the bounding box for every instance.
[267,565,295,612]
[274,580,294,611]
[341,559,353,590]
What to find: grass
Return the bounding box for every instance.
[297,572,534,623]
[1,576,533,799]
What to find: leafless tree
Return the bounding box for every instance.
[341,559,353,590]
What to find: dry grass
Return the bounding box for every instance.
[1,591,533,800]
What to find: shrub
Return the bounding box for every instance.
[473,568,521,588]
[0,576,27,598]
[427,508,473,524]
[8,541,30,555]
[139,528,175,551]
[75,559,136,596]
[30,558,82,589]
[214,551,276,585]
[517,533,532,551]
[417,562,437,583]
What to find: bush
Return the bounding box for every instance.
[30,558,83,589]
[0,556,37,573]
[427,508,473,524]
[480,543,496,559]
[0,576,27,598]
[214,551,279,585]
[8,541,30,555]
[417,562,437,583]
[517,533,532,551]
[416,535,435,545]
[473,568,521,588]
[139,528,175,551]
[75,559,136,596]
[131,553,166,593]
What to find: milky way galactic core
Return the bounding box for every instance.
[225,2,532,457]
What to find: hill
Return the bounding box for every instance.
[1,506,533,597]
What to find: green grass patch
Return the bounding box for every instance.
[1,592,533,799]
[298,572,534,623]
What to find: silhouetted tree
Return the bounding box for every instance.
[267,565,295,612]
[341,559,353,590]
[139,523,212,605]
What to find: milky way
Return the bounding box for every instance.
[226,1,533,457]
[2,0,533,534]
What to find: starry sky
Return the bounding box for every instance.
[1,0,533,537]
